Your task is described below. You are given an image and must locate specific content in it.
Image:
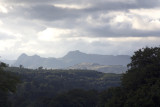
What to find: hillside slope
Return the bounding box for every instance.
[68,63,127,74]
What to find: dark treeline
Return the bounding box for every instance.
[4,67,120,107]
[1,46,160,107]
[0,62,20,107]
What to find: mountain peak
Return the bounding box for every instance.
[19,53,28,57]
[64,50,85,58]
[32,54,40,58]
[69,50,82,54]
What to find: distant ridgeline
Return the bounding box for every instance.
[11,50,130,73]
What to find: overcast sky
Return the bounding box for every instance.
[0,0,160,60]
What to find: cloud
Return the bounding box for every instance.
[0,5,8,13]
[28,5,81,21]
[0,32,15,40]
[38,28,74,41]
[1,1,160,38]
[0,0,160,60]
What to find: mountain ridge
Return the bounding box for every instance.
[13,50,131,69]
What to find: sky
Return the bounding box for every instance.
[0,0,160,60]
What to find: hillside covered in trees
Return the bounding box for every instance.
[3,67,121,107]
[0,46,160,107]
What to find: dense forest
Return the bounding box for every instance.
[1,66,121,107]
[0,46,160,107]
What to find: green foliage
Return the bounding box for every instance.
[5,67,120,107]
[48,89,98,107]
[100,46,160,107]
[0,62,20,107]
[0,62,20,93]
[98,87,125,107]
[122,46,160,91]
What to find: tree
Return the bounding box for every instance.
[0,62,20,107]
[19,65,24,69]
[101,46,160,107]
[121,46,160,106]
[122,46,160,91]
[98,87,125,107]
[48,89,98,107]
[38,66,43,70]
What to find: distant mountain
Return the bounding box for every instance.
[62,50,130,66]
[13,50,131,69]
[14,53,66,68]
[68,63,127,74]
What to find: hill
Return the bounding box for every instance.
[5,67,121,107]
[68,63,127,74]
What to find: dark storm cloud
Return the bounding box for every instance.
[86,0,160,12]
[28,5,81,21]
[1,0,56,4]
[4,4,83,21]
[6,0,160,21]
[4,0,160,8]
[87,26,160,37]
[2,0,160,38]
[5,0,160,9]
